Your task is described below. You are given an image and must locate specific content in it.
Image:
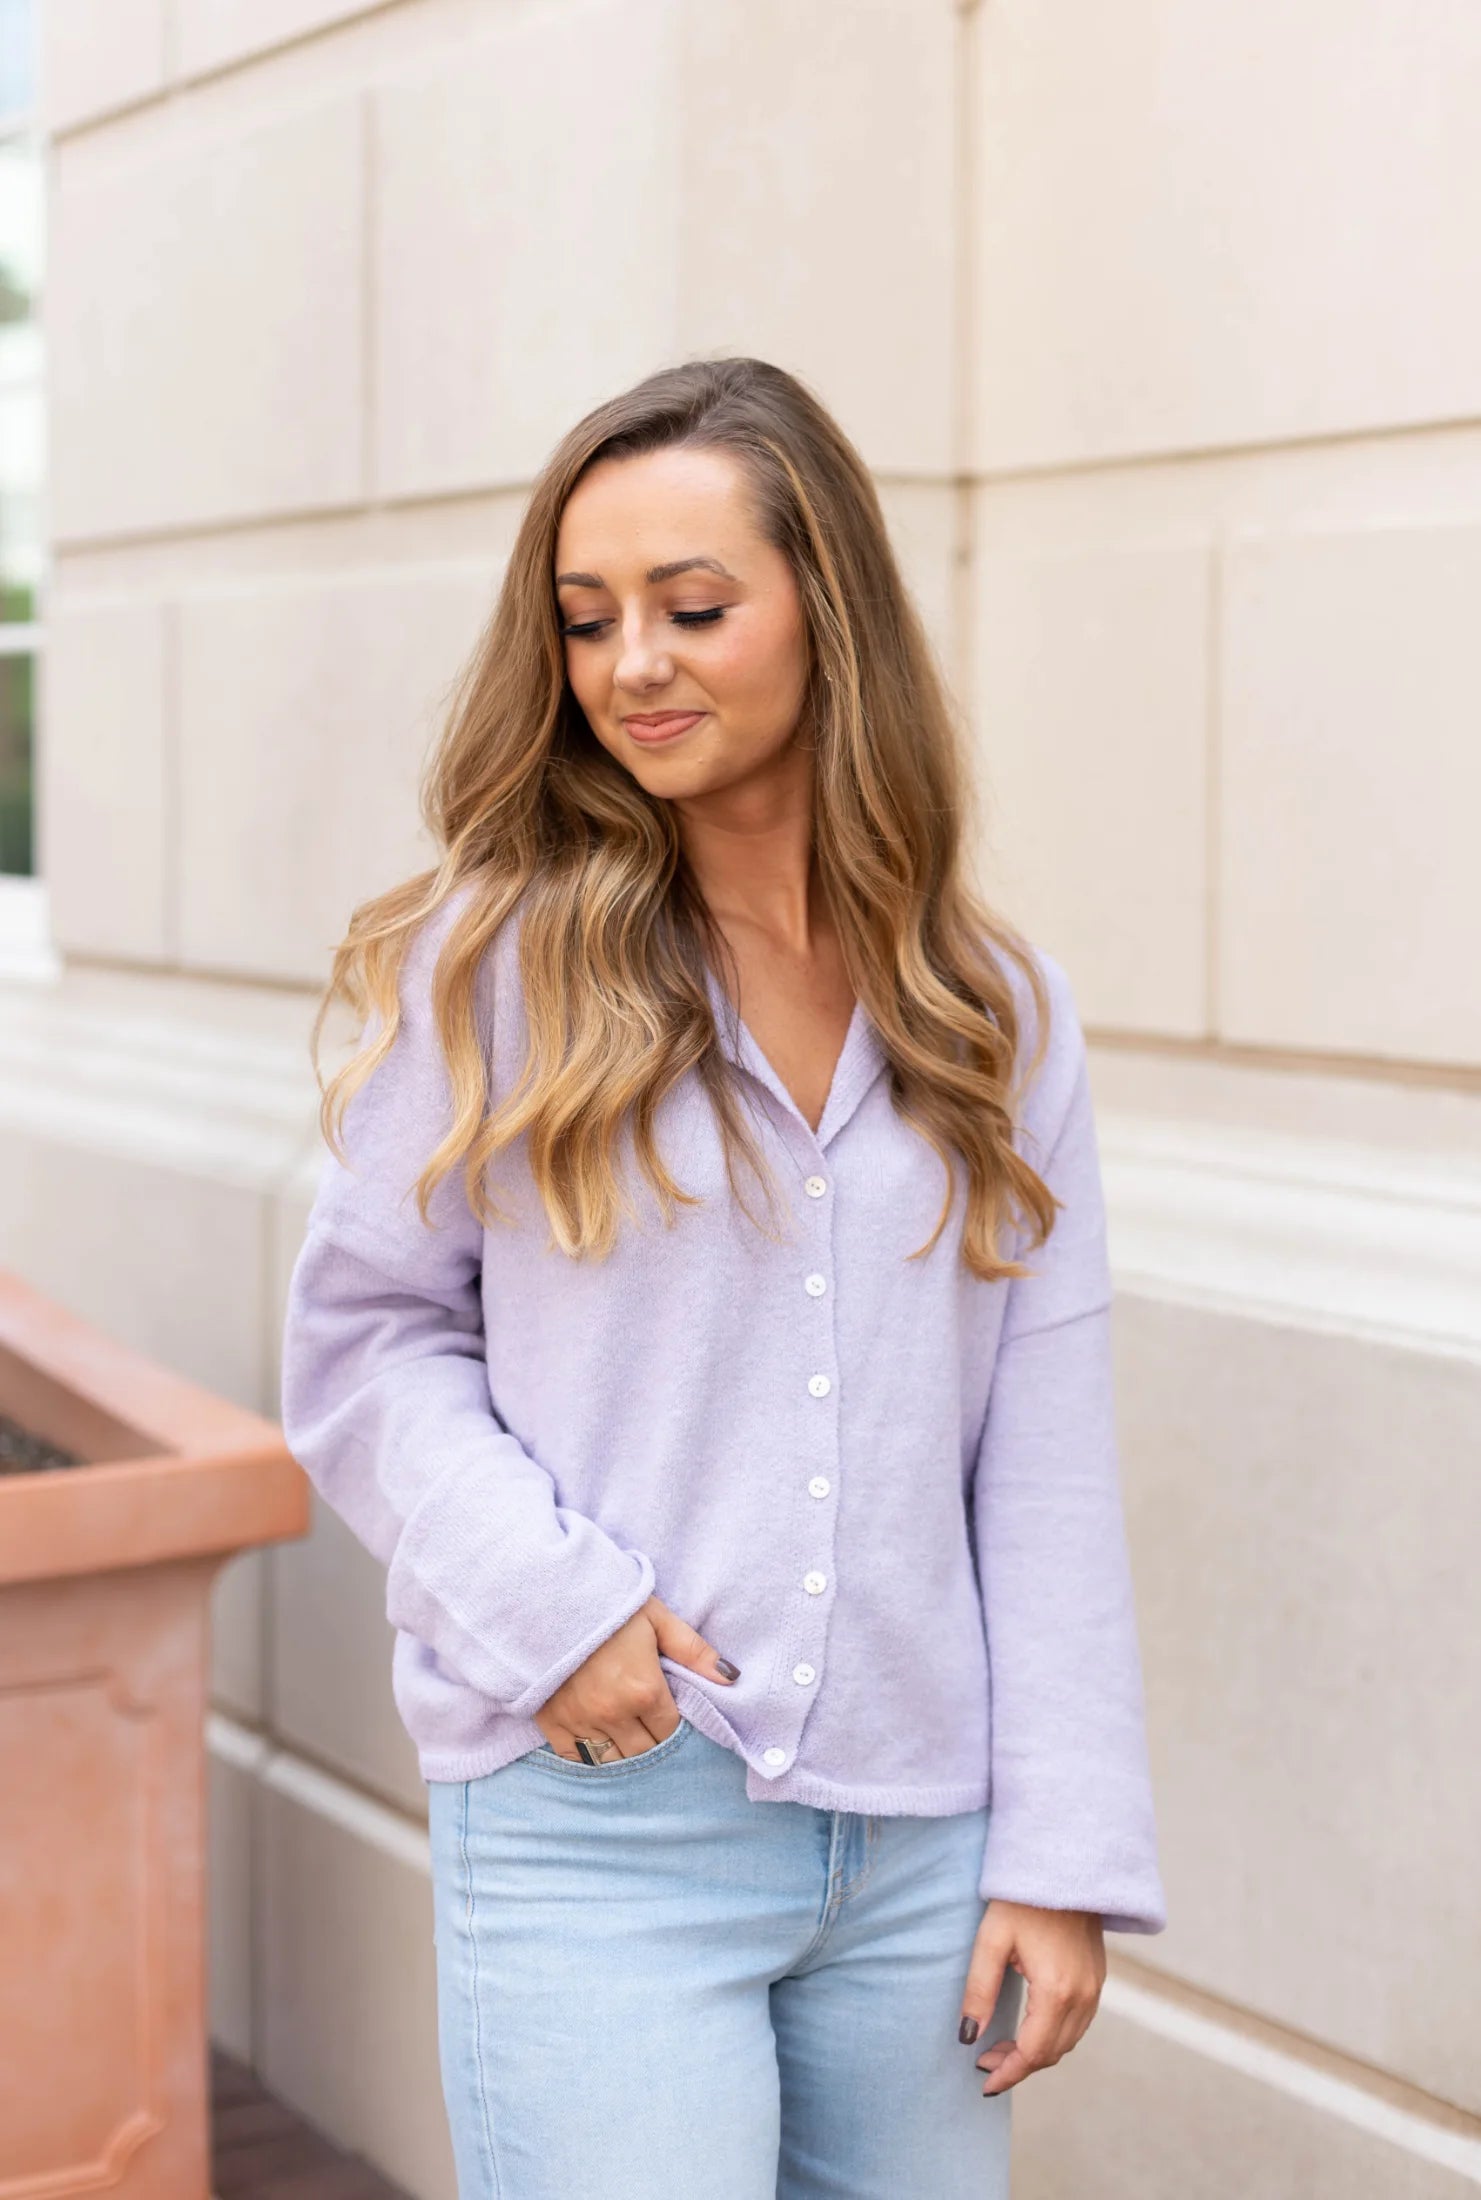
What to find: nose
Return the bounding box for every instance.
[612,609,675,696]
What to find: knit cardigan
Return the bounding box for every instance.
[280,883,1167,1934]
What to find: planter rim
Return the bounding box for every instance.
[0,1443,306,1585]
[0,1266,307,1582]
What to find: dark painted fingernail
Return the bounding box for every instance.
[715,1658,741,1680]
[958,2015,979,2044]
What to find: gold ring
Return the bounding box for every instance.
[574,1736,618,1764]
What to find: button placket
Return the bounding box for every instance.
[763,1143,841,1782]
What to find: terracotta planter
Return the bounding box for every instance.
[0,1268,308,2198]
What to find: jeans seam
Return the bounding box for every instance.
[791,1887,843,1973]
[790,1815,850,1971]
[834,1813,880,1906]
[459,1781,501,2198]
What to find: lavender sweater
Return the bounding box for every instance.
[280,884,1166,1935]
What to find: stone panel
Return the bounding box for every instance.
[49,101,364,539]
[375,0,956,498]
[210,1552,264,1724]
[676,0,956,476]
[259,1769,455,2198]
[41,0,168,131]
[1220,521,1481,1065]
[1015,1987,1481,2200]
[176,564,495,980]
[0,1129,264,1413]
[206,1736,258,2061]
[972,0,1481,469]
[972,536,1210,1034]
[40,598,169,961]
[876,481,958,689]
[1116,1294,1481,2112]
[373,0,680,499]
[177,0,387,78]
[272,1493,427,1819]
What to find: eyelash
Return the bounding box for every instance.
[560,608,727,640]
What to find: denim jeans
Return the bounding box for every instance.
[426,1718,1020,2198]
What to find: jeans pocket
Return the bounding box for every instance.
[532,1717,692,1776]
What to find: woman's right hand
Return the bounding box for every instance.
[534,1594,741,1760]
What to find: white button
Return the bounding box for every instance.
[807,1373,831,1398]
[808,1475,831,1499]
[804,1175,828,1198]
[803,1570,827,1595]
[804,1273,827,1296]
[762,1746,788,1767]
[793,1663,816,1685]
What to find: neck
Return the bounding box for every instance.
[674,746,823,956]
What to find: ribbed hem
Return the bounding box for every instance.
[669,1676,992,1817]
[751,1766,990,1816]
[418,1730,549,1786]
[416,1675,990,1816]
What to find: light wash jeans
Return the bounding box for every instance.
[427,1717,1021,2199]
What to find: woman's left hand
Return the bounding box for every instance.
[958,1899,1106,2095]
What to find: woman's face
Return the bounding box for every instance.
[554,445,810,804]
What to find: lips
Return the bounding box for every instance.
[622,710,707,745]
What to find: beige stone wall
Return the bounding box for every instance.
[9,2,1478,2192]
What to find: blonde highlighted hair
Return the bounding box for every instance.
[310,356,1058,1280]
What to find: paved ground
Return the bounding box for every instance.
[211,2048,413,2199]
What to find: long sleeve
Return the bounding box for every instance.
[970,960,1167,1934]
[279,901,656,1724]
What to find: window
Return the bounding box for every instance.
[0,0,49,974]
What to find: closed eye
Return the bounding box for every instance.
[560,607,729,639]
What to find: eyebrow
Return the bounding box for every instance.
[554,556,738,590]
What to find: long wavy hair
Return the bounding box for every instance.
[309,356,1058,1280]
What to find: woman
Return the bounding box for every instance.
[280,356,1166,2199]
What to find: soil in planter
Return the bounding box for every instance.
[0,1411,83,1474]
